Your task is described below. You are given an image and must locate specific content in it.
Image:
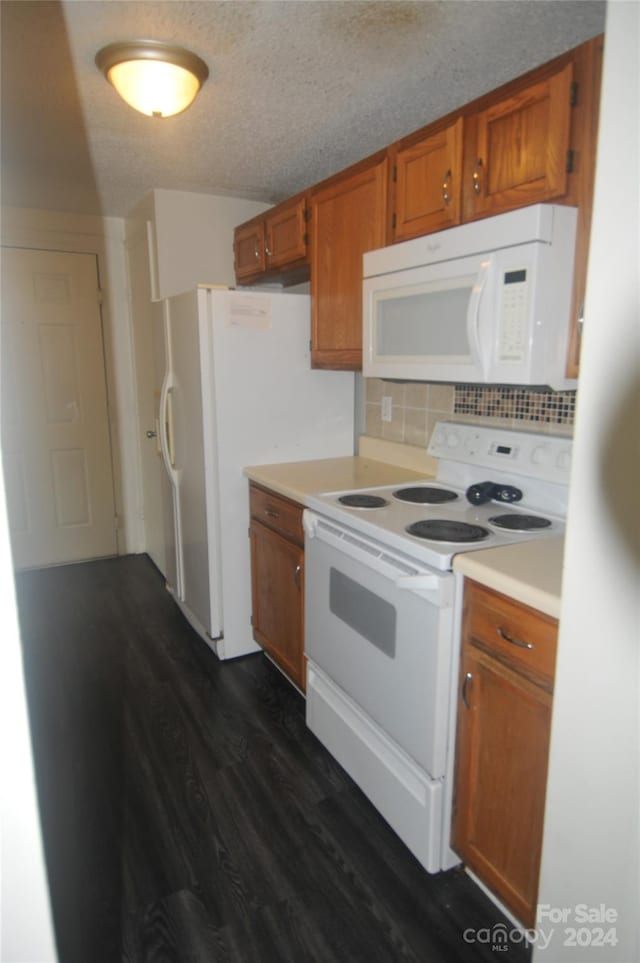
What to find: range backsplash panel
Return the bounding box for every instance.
[365,380,576,449]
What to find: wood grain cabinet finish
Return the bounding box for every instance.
[249,483,305,691]
[462,63,574,220]
[310,155,388,370]
[264,195,308,271]
[234,219,265,280]
[233,36,601,375]
[391,117,464,241]
[452,580,558,928]
[234,194,309,283]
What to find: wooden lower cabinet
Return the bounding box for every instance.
[452,580,558,927]
[249,484,305,690]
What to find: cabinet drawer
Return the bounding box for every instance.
[464,581,557,686]
[249,484,304,544]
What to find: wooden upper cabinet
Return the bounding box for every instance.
[234,219,265,280]
[310,156,388,370]
[391,117,464,241]
[234,193,309,284]
[463,62,574,220]
[232,37,600,374]
[264,195,308,270]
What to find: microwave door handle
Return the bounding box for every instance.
[467,258,491,375]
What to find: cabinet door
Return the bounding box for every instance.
[392,118,463,241]
[464,62,574,219]
[234,220,265,280]
[310,157,388,370]
[452,642,552,927]
[250,520,305,690]
[265,196,307,270]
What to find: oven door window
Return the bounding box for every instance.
[330,568,396,658]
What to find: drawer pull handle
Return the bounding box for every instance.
[294,563,301,589]
[264,508,280,518]
[497,626,534,650]
[462,671,473,709]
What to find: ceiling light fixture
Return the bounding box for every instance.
[95,40,209,118]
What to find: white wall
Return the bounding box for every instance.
[0,449,58,962]
[534,3,640,961]
[151,189,271,296]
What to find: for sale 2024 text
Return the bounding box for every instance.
[537,903,618,950]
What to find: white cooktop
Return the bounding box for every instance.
[304,422,572,571]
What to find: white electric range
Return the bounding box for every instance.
[303,421,571,874]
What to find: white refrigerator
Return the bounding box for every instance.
[158,285,355,660]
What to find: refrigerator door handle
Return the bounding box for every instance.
[159,370,178,483]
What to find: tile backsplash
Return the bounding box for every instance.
[365,380,576,448]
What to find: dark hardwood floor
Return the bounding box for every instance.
[16,554,531,963]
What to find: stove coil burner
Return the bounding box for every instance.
[406,519,490,543]
[393,486,458,504]
[489,513,552,532]
[338,493,389,509]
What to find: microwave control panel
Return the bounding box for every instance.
[497,268,528,362]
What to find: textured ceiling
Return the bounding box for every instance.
[1,0,606,218]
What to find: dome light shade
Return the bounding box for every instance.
[95,41,209,118]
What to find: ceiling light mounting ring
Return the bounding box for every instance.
[95,39,209,118]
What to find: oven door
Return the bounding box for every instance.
[303,510,454,778]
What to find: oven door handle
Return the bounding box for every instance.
[303,510,453,605]
[395,573,441,591]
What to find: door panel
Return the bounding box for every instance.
[310,157,388,369]
[393,118,463,240]
[0,247,117,568]
[465,63,573,218]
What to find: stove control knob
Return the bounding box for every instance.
[556,449,572,471]
[531,444,550,466]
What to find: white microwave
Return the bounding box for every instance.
[363,204,578,390]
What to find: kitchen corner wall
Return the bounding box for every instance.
[365,380,576,446]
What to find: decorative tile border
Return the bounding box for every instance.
[364,379,576,448]
[454,386,577,425]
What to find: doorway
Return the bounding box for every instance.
[1,246,118,568]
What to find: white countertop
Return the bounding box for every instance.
[453,536,565,619]
[244,455,432,504]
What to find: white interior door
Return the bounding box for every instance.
[0,247,117,568]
